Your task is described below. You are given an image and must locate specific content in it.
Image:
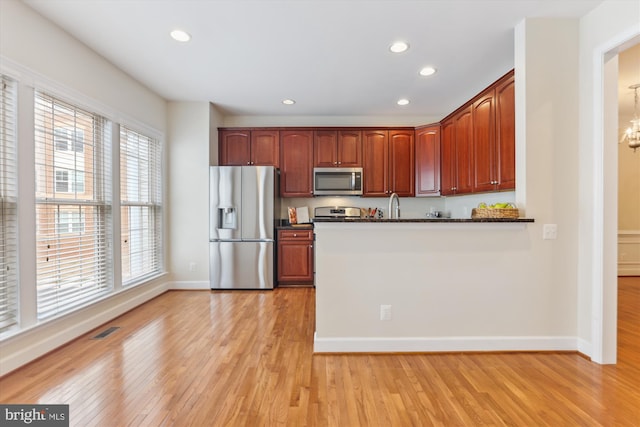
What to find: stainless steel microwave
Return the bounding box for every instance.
[313,167,363,196]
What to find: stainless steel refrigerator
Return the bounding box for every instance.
[209,166,279,289]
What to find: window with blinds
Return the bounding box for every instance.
[0,75,18,333]
[120,126,162,285]
[34,92,112,320]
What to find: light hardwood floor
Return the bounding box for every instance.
[1,278,639,426]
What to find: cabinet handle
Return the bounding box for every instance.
[293,233,297,237]
[338,161,341,165]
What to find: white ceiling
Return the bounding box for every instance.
[23,0,605,121]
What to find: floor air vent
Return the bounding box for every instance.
[92,326,120,339]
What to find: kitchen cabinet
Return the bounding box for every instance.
[277,229,314,285]
[494,73,516,190]
[219,129,279,167]
[472,90,496,192]
[362,129,414,197]
[472,71,515,192]
[415,124,441,196]
[440,107,473,196]
[314,130,362,167]
[280,130,314,197]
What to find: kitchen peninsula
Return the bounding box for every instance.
[310,217,568,355]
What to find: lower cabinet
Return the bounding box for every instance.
[277,229,314,286]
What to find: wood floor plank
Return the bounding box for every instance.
[1,280,640,426]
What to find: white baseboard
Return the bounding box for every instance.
[313,333,578,353]
[0,280,169,376]
[170,280,210,290]
[577,337,592,358]
[618,230,640,276]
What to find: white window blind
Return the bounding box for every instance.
[34,92,112,320]
[120,126,162,285]
[0,75,18,333]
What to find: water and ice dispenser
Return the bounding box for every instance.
[218,207,237,230]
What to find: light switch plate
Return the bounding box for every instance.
[543,224,558,240]
[380,305,392,321]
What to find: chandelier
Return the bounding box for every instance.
[621,83,640,152]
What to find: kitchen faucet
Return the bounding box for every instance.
[388,192,400,219]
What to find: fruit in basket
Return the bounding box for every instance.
[478,202,515,209]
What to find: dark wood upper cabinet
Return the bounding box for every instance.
[389,130,414,196]
[362,129,413,197]
[440,120,455,196]
[495,73,516,190]
[415,125,441,196]
[439,108,473,196]
[219,129,279,167]
[337,130,362,167]
[280,130,314,197]
[439,69,515,196]
[362,130,390,196]
[219,130,251,166]
[251,130,280,167]
[314,129,362,167]
[454,106,474,195]
[472,90,496,193]
[313,130,338,167]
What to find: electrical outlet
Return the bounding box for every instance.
[543,224,558,240]
[189,262,197,272]
[380,305,392,321]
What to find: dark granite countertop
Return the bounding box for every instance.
[312,217,534,223]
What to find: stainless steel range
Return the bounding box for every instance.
[314,206,361,220]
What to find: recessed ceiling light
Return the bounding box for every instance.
[389,41,409,53]
[282,99,295,105]
[397,98,410,106]
[170,29,191,42]
[419,66,437,77]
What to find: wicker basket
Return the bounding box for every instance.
[471,208,520,219]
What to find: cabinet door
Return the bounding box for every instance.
[251,130,279,167]
[219,130,250,165]
[277,230,314,284]
[389,130,414,196]
[280,130,314,197]
[440,120,455,195]
[314,130,338,167]
[278,241,314,283]
[415,125,441,196]
[472,91,496,192]
[337,130,362,167]
[454,107,474,194]
[362,130,389,196]
[495,73,515,190]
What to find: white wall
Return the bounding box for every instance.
[313,18,583,352]
[315,222,576,352]
[167,102,223,288]
[222,115,441,128]
[0,0,169,375]
[577,0,640,363]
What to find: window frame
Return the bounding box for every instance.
[0,74,18,335]
[34,91,113,321]
[119,125,163,286]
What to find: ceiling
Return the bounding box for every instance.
[23,0,605,122]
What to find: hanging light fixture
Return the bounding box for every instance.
[621,83,640,152]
